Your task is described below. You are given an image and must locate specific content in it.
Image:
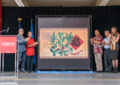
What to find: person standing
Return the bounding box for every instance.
[26,31,38,73]
[90,30,103,72]
[17,28,29,72]
[110,26,119,73]
[102,30,112,72]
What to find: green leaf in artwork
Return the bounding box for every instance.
[49,43,53,45]
[58,39,61,46]
[69,32,72,37]
[58,32,61,39]
[66,33,68,37]
[55,42,57,47]
[62,37,66,42]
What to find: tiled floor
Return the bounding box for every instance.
[0,72,120,85]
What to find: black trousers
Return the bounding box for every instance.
[26,56,33,72]
[104,49,112,71]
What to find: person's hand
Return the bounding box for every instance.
[102,41,105,44]
[90,38,94,43]
[34,42,38,45]
[25,38,30,41]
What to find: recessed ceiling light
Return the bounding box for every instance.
[14,0,24,7]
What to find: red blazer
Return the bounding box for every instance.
[26,38,35,56]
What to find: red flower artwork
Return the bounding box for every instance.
[70,35,83,50]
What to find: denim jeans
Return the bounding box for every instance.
[18,51,26,70]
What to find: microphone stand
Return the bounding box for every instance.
[0,27,10,34]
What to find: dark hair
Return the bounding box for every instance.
[105,30,110,33]
[28,31,32,33]
[95,29,100,33]
[94,29,100,33]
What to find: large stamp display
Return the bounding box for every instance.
[39,28,88,59]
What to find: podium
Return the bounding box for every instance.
[0,35,18,78]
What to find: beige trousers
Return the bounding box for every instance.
[94,53,103,71]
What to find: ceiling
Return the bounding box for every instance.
[2,0,120,7]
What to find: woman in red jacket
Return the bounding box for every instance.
[26,31,38,73]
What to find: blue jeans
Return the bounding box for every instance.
[18,51,26,70]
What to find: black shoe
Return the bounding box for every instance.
[104,69,109,72]
[96,71,103,73]
[107,70,112,73]
[115,68,118,73]
[112,68,117,73]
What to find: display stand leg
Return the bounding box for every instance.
[2,53,4,79]
[0,53,1,72]
[15,53,16,78]
[15,53,18,78]
[0,53,1,78]
[17,53,18,78]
